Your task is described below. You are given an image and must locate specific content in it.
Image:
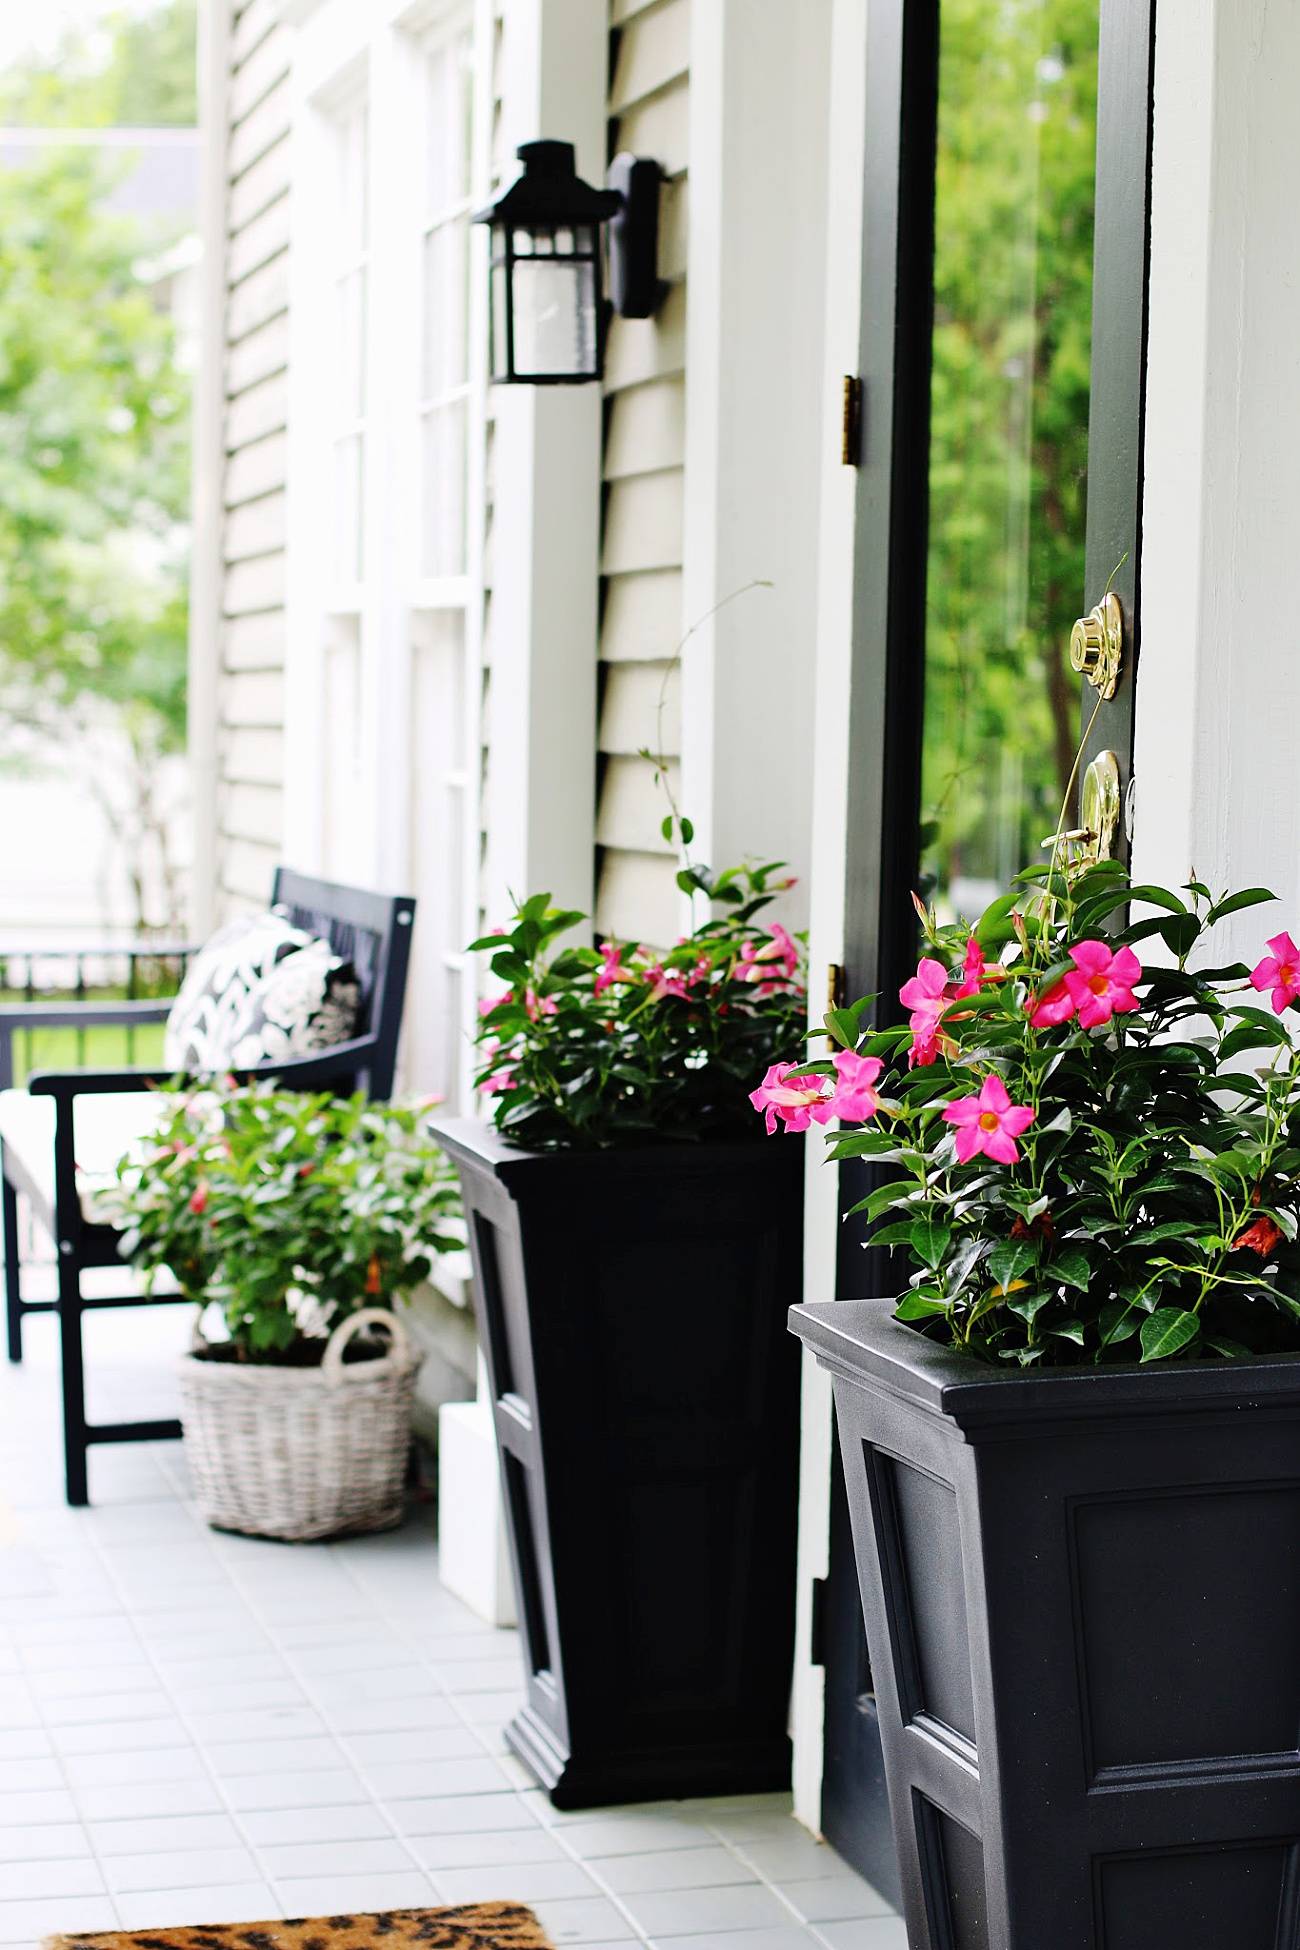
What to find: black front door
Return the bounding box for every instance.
[820,0,1155,1893]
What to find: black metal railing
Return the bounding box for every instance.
[0,942,194,1090]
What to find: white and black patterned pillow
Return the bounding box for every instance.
[164,911,360,1074]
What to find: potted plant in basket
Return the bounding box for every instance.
[776,849,1300,1950]
[106,1079,461,1541]
[431,834,850,1808]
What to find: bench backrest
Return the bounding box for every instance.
[270,868,416,1101]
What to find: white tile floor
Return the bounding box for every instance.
[0,1306,904,1950]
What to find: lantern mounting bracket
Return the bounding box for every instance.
[607,152,664,320]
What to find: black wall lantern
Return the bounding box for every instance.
[474,139,663,385]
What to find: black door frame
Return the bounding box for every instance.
[822,0,1157,1893]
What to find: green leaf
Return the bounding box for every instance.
[661,814,673,842]
[1050,1248,1091,1291]
[894,1291,949,1321]
[909,1217,952,1270]
[986,1240,1035,1291]
[1203,1334,1253,1359]
[1139,1307,1201,1363]
[1007,1290,1049,1323]
[1048,1318,1085,1344]
[1098,1300,1140,1345]
[824,1006,863,1051]
[680,817,694,844]
[1206,886,1276,925]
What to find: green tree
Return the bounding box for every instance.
[922,0,1098,910]
[0,147,190,927]
[0,1,197,129]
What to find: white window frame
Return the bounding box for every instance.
[283,0,490,1103]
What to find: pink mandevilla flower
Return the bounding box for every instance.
[524,988,558,1021]
[941,1074,1035,1166]
[955,938,985,999]
[1061,939,1142,1028]
[1029,978,1075,1028]
[739,923,801,994]
[643,962,691,1002]
[594,940,634,996]
[1251,932,1300,1015]
[899,957,952,1068]
[749,1063,835,1136]
[828,1049,883,1122]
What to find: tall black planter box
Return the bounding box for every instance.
[791,1297,1300,1950]
[435,1117,803,1809]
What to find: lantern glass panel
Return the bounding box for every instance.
[490,256,509,379]
[511,256,598,379]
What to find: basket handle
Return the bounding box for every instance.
[322,1306,412,1386]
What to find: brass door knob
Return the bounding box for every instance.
[1069,590,1124,699]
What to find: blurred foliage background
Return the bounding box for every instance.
[921,0,1098,917]
[0,0,197,934]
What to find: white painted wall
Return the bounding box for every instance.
[1132,0,1300,966]
[789,0,868,1839]
[679,0,831,937]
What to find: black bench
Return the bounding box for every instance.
[0,869,415,1505]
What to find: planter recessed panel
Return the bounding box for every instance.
[1096,1842,1297,1950]
[1072,1484,1300,1775]
[438,1118,803,1807]
[791,1297,1300,1949]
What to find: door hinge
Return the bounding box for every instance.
[826,962,846,1015]
[841,375,863,466]
[810,1576,829,1667]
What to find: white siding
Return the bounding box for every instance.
[214,0,291,916]
[595,0,690,947]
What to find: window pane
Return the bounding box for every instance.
[337,266,367,419]
[920,0,1098,920]
[421,399,467,578]
[333,433,363,581]
[422,221,469,398]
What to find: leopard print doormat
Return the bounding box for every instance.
[44,1903,553,1950]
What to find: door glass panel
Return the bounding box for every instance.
[920,0,1099,920]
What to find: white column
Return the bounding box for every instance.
[188,0,233,937]
[1133,0,1300,962]
[482,0,605,928]
[789,0,868,1839]
[679,0,832,927]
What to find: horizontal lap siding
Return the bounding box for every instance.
[216,0,291,915]
[596,0,689,948]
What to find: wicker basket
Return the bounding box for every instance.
[178,1308,422,1541]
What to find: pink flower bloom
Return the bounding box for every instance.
[899,957,950,1014]
[1029,979,1075,1028]
[1251,932,1300,1014]
[478,990,514,1017]
[749,1062,835,1136]
[907,1007,947,1069]
[643,962,690,1002]
[955,938,985,999]
[1061,939,1142,1028]
[738,923,801,993]
[941,1073,1035,1166]
[828,1049,883,1122]
[594,940,635,996]
[524,988,558,1021]
[480,1070,515,1096]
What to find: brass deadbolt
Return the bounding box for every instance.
[1080,750,1122,863]
[1069,591,1124,700]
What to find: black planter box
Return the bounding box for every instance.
[435,1117,804,1809]
[791,1297,1300,1950]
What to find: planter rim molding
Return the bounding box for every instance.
[434,1113,796,1189]
[793,1297,1300,1433]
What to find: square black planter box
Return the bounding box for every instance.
[435,1117,804,1809]
[792,1297,1300,1950]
